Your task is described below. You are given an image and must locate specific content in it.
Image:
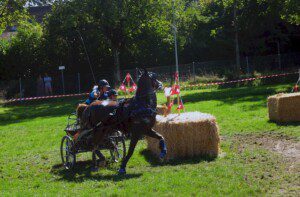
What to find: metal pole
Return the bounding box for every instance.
[77,72,81,93]
[234,0,240,77]
[170,65,173,87]
[61,70,65,94]
[246,56,250,75]
[277,41,281,70]
[298,69,300,84]
[192,62,196,82]
[19,77,22,99]
[173,26,180,114]
[172,0,179,80]
[135,68,139,82]
[174,27,179,76]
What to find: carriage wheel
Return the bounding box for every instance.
[110,131,126,163]
[60,135,76,170]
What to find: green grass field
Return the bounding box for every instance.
[0,83,299,196]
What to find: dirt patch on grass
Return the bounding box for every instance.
[226,133,300,195]
[230,133,299,172]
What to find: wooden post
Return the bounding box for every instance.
[127,80,130,98]
[192,62,196,82]
[167,96,171,116]
[177,94,180,114]
[19,77,22,99]
[77,72,81,93]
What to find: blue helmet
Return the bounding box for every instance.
[108,89,118,97]
[99,79,110,88]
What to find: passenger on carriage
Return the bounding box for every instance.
[85,85,100,105]
[98,79,110,100]
[107,89,118,101]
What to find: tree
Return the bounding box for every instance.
[3,21,43,79]
[282,0,300,25]
[0,0,28,34]
[44,0,186,84]
[86,0,164,83]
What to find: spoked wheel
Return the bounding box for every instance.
[60,135,76,170]
[109,131,126,163]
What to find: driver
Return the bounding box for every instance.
[98,79,110,100]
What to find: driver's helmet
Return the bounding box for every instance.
[108,89,118,97]
[99,79,110,88]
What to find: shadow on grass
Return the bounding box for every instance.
[140,149,216,167]
[0,97,85,125]
[51,160,142,182]
[268,120,300,127]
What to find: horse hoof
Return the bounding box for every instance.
[118,168,126,175]
[159,150,167,160]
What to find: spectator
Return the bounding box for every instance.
[44,73,53,95]
[36,74,45,96]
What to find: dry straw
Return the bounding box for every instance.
[146,112,220,160]
[268,92,300,122]
[156,104,167,115]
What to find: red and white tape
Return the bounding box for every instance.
[5,71,298,103]
[7,93,89,103]
[182,72,298,89]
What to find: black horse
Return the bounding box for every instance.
[80,69,167,174]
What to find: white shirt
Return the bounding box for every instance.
[44,77,52,87]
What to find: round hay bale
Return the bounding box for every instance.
[268,92,300,122]
[146,112,220,160]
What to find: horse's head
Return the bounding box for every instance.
[149,72,163,91]
[136,68,163,96]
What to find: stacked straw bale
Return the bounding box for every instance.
[146,112,220,160]
[268,92,300,122]
[156,104,166,115]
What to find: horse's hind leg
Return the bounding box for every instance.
[146,129,167,160]
[119,135,139,174]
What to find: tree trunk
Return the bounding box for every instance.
[113,47,121,86]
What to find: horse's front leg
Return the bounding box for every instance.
[119,135,139,174]
[146,129,167,160]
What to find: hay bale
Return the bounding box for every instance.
[268,92,300,122]
[156,105,166,115]
[146,112,220,160]
[157,104,170,116]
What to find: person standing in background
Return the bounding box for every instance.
[44,73,53,95]
[36,74,45,96]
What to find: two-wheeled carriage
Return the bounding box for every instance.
[60,112,126,170]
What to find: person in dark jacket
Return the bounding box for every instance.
[107,89,118,101]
